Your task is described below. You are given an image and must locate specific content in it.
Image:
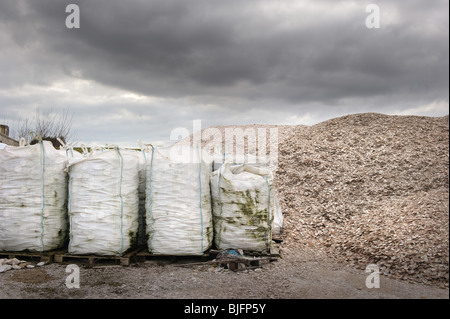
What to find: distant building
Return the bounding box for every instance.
[0,124,19,146]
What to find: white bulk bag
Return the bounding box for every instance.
[0,140,68,252]
[213,152,284,236]
[210,163,275,251]
[146,145,213,255]
[67,147,140,256]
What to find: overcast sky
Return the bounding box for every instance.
[0,0,448,146]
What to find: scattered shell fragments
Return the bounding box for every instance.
[0,258,32,272]
[0,264,12,273]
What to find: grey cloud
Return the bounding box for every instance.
[0,0,448,144]
[3,0,448,101]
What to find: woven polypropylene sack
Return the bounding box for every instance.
[67,148,140,256]
[212,153,284,236]
[210,163,275,252]
[0,141,68,252]
[145,145,213,256]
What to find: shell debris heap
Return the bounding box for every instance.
[275,114,449,286]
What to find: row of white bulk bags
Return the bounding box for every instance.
[67,147,140,256]
[145,145,213,256]
[1,139,279,255]
[210,163,276,252]
[0,140,68,252]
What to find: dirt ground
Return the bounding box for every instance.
[0,246,448,299]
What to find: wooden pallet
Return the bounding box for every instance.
[135,248,211,264]
[0,249,65,263]
[174,255,276,272]
[53,249,140,267]
[209,242,281,259]
[219,256,272,271]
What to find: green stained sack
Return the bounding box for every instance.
[210,163,275,252]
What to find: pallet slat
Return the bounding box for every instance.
[135,249,211,263]
[53,249,140,266]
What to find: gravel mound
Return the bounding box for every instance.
[276,113,449,286]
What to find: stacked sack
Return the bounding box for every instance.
[145,145,213,255]
[210,163,277,252]
[66,147,140,256]
[212,153,284,238]
[0,139,68,252]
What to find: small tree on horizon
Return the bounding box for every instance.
[10,107,75,148]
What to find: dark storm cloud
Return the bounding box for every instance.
[0,0,448,144]
[1,0,447,104]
